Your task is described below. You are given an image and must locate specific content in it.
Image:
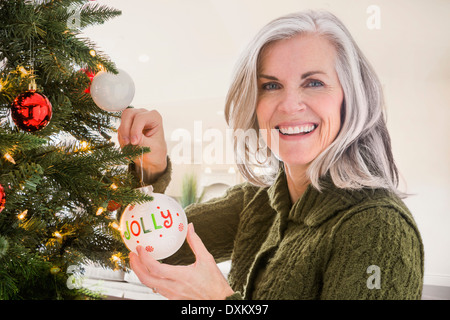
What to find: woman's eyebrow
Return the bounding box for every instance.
[258,74,279,81]
[301,70,326,79]
[258,71,326,81]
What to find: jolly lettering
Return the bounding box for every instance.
[123,208,174,240]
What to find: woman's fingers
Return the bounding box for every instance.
[129,111,162,145]
[118,108,168,178]
[118,108,162,146]
[118,108,146,146]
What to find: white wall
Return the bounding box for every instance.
[84,0,450,287]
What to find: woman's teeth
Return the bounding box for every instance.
[277,124,317,135]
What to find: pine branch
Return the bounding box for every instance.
[79,2,122,28]
[0,131,47,155]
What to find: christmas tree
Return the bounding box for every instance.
[0,0,150,299]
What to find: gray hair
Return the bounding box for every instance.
[225,10,402,196]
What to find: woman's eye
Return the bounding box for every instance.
[261,82,281,91]
[306,80,324,88]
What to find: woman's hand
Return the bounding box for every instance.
[118,108,168,182]
[129,223,235,300]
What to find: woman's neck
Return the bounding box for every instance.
[284,163,311,204]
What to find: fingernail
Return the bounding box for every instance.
[131,135,139,145]
[189,223,195,233]
[123,137,130,145]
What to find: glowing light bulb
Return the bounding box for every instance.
[80,141,88,150]
[110,222,120,230]
[111,254,121,262]
[96,207,105,216]
[18,210,28,220]
[4,153,15,164]
[19,66,28,75]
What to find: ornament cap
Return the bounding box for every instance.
[28,78,37,91]
[137,185,153,195]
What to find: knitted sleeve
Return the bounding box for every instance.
[320,206,424,300]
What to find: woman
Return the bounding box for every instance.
[118,10,424,300]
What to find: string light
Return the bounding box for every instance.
[110,253,125,270]
[75,141,89,152]
[51,231,64,245]
[89,49,96,57]
[110,222,120,231]
[96,207,105,216]
[109,183,118,190]
[0,77,8,92]
[19,66,28,76]
[50,266,61,275]
[111,254,121,262]
[4,153,16,164]
[18,210,28,220]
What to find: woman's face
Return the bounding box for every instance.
[256,33,344,169]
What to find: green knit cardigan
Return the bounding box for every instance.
[149,160,424,300]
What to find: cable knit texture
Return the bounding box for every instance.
[157,163,424,300]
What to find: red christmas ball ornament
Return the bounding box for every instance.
[82,68,96,94]
[11,90,52,132]
[0,183,5,213]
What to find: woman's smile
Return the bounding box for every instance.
[275,122,319,137]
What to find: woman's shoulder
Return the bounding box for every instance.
[323,186,423,244]
[303,178,421,237]
[342,187,416,226]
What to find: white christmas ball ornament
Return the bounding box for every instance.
[120,189,188,260]
[90,69,135,112]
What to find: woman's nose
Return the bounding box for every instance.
[277,89,306,113]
